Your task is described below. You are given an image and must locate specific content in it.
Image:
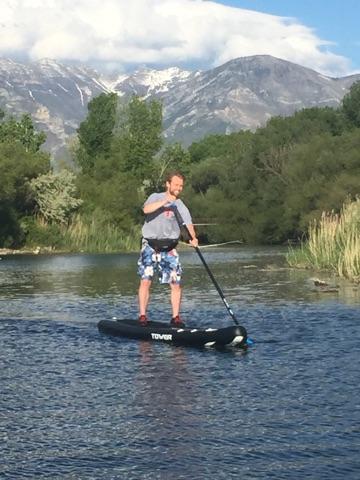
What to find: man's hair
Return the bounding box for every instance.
[165,171,185,183]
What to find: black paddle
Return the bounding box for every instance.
[172,205,241,326]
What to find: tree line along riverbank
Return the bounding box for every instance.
[1,83,360,281]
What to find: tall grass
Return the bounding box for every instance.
[286,198,360,282]
[63,215,140,252]
[25,214,140,253]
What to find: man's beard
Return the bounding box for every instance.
[169,188,180,198]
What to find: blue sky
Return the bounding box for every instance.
[0,0,358,76]
[217,0,360,72]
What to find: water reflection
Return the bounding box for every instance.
[0,253,138,298]
[1,248,359,325]
[135,341,194,419]
[1,248,360,479]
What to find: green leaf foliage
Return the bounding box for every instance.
[3,83,360,251]
[0,113,46,153]
[110,95,163,179]
[185,104,359,244]
[76,92,118,172]
[30,170,83,224]
[73,94,164,238]
[0,138,50,247]
[342,80,360,127]
[150,143,191,193]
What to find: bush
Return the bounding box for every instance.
[286,198,360,282]
[22,217,64,248]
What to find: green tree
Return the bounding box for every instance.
[283,131,360,233]
[0,113,46,152]
[30,170,83,224]
[150,143,191,192]
[74,94,164,233]
[184,103,353,245]
[188,131,253,164]
[189,157,224,195]
[76,171,140,231]
[0,142,50,247]
[112,95,163,179]
[0,111,49,246]
[342,81,360,127]
[76,92,118,172]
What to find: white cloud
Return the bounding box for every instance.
[0,0,352,75]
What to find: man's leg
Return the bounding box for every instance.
[137,240,156,319]
[138,279,152,316]
[170,282,182,318]
[158,248,183,321]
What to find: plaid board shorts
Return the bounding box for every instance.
[137,239,182,284]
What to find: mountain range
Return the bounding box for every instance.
[1,55,359,158]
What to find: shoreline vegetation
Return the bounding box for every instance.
[0,197,360,284]
[0,240,231,256]
[2,199,359,287]
[22,215,141,254]
[2,85,360,282]
[286,199,360,284]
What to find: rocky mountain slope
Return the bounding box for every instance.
[1,55,359,158]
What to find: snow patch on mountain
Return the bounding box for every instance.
[1,56,360,158]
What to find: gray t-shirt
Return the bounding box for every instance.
[141,192,192,239]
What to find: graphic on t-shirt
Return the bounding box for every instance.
[164,207,174,218]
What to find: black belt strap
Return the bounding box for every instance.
[145,238,179,252]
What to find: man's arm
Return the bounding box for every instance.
[173,201,199,247]
[143,193,175,214]
[186,224,199,247]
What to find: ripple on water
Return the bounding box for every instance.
[1,251,360,479]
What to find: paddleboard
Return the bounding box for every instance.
[98,319,247,348]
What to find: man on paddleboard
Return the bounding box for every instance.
[138,172,198,327]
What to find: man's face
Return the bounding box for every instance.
[166,176,184,198]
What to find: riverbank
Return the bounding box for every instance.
[286,199,360,284]
[0,241,198,257]
[0,246,83,256]
[0,247,48,256]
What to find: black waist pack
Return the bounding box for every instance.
[145,238,178,252]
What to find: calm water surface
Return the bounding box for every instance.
[1,247,359,479]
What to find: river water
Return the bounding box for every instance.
[1,247,359,479]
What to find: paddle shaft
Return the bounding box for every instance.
[173,206,240,326]
[194,245,239,325]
